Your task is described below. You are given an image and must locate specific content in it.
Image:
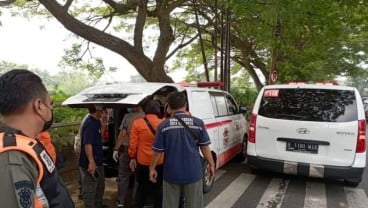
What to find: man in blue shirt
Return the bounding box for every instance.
[79,105,106,208]
[150,92,215,208]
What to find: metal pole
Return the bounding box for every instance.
[214,0,218,81]
[224,0,231,92]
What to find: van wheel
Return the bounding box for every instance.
[235,137,247,162]
[344,177,362,187]
[202,159,214,193]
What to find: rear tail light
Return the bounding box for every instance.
[248,113,257,143]
[102,129,109,143]
[356,119,366,153]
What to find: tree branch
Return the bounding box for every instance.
[233,57,264,90]
[38,0,153,74]
[80,41,91,60]
[166,0,187,13]
[63,0,73,11]
[102,14,114,32]
[102,0,138,15]
[0,0,15,6]
[134,0,147,53]
[166,33,199,60]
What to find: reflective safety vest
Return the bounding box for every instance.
[0,132,55,208]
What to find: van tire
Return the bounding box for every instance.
[234,136,247,162]
[344,177,362,187]
[202,159,215,193]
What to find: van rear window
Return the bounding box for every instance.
[258,88,357,122]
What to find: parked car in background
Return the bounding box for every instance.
[247,82,366,186]
[62,82,248,193]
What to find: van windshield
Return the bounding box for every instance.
[258,88,357,122]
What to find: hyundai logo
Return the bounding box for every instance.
[296,128,310,134]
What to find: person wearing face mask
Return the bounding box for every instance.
[79,105,106,208]
[0,69,74,208]
[113,105,144,207]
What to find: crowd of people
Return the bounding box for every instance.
[75,91,215,208]
[0,68,215,208]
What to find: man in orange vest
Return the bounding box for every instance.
[0,69,74,207]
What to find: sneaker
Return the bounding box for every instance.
[116,201,124,208]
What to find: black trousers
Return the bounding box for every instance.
[135,164,163,208]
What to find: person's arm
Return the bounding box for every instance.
[112,129,127,162]
[149,151,162,183]
[200,145,215,182]
[114,129,127,150]
[128,120,139,171]
[85,144,96,175]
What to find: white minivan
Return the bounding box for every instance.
[247,82,366,186]
[63,82,248,192]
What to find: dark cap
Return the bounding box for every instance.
[167,91,186,110]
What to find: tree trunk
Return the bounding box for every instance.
[38,0,176,82]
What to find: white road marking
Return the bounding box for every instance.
[344,187,368,208]
[206,173,255,208]
[304,182,327,208]
[256,178,289,208]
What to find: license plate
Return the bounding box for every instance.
[286,141,318,154]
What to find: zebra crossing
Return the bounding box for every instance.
[204,168,368,208]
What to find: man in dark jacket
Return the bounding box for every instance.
[79,106,106,208]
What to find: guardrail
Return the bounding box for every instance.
[51,121,82,128]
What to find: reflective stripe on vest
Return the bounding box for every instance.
[0,132,49,208]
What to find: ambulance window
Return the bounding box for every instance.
[225,95,237,115]
[191,91,214,119]
[214,94,228,117]
[210,95,219,117]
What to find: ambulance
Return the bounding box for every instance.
[63,81,248,192]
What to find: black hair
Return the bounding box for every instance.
[88,108,98,114]
[144,100,161,116]
[0,69,48,116]
[167,91,186,110]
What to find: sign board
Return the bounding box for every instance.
[270,69,278,84]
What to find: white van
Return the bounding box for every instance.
[247,82,366,186]
[63,82,248,192]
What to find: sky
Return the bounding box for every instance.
[0,10,184,83]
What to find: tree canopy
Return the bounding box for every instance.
[2,0,368,91]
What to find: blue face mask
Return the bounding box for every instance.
[127,108,133,113]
